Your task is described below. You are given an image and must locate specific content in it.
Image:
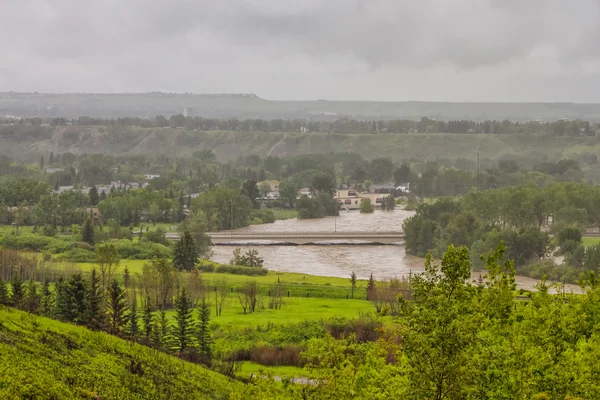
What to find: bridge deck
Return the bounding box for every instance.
[167,231,405,245]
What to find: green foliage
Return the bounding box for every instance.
[215,264,268,276]
[173,230,199,271]
[106,280,128,335]
[197,297,213,361]
[81,217,95,246]
[359,198,374,213]
[0,276,9,306]
[192,186,253,231]
[55,274,89,324]
[249,209,276,224]
[173,287,194,352]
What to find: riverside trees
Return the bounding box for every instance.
[403,182,600,282]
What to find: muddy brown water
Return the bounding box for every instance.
[211,209,582,294]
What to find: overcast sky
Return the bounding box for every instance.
[2,0,600,102]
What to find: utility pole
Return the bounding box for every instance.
[230,199,233,238]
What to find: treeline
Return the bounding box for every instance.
[404,182,600,282]
[4,115,599,136]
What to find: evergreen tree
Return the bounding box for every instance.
[366,273,377,301]
[106,280,128,335]
[40,155,45,170]
[49,151,54,165]
[172,230,199,271]
[350,271,357,299]
[0,276,9,306]
[86,269,105,330]
[197,296,213,362]
[142,296,154,343]
[24,281,41,314]
[123,266,130,290]
[40,278,55,317]
[100,191,107,201]
[56,274,89,324]
[173,287,194,352]
[155,308,170,351]
[10,272,24,309]
[128,294,139,338]
[89,185,100,206]
[82,217,95,246]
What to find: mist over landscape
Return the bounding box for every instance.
[5,1,600,399]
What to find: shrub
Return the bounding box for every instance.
[249,344,304,367]
[54,248,96,263]
[0,234,56,252]
[197,263,216,272]
[215,265,268,276]
[249,210,276,224]
[112,239,171,259]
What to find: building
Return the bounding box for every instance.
[144,174,161,180]
[183,107,195,117]
[45,167,64,174]
[334,189,391,210]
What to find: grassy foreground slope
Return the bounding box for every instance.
[0,307,240,400]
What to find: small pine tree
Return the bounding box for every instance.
[82,217,95,246]
[24,281,41,314]
[173,231,199,271]
[197,296,213,362]
[49,151,54,165]
[61,274,89,324]
[142,296,154,343]
[10,272,24,309]
[89,185,100,206]
[350,271,357,299]
[86,269,105,330]
[106,280,128,335]
[123,266,130,290]
[128,294,139,338]
[40,278,55,317]
[0,276,9,306]
[173,287,194,352]
[156,308,170,351]
[366,273,377,301]
[40,155,45,170]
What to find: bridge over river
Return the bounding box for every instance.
[166,231,405,245]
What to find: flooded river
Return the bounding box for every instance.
[211,209,582,293]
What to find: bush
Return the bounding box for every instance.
[215,265,268,276]
[197,263,216,272]
[112,239,171,259]
[249,210,276,224]
[0,234,56,252]
[54,248,96,263]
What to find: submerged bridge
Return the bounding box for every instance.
[166,231,405,245]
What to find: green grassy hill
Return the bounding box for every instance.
[0,307,240,399]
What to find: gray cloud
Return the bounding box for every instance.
[1,0,600,101]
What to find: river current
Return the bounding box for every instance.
[210,209,582,293]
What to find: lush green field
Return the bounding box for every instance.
[166,297,373,326]
[74,260,368,299]
[582,236,600,247]
[0,307,240,399]
[0,225,33,235]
